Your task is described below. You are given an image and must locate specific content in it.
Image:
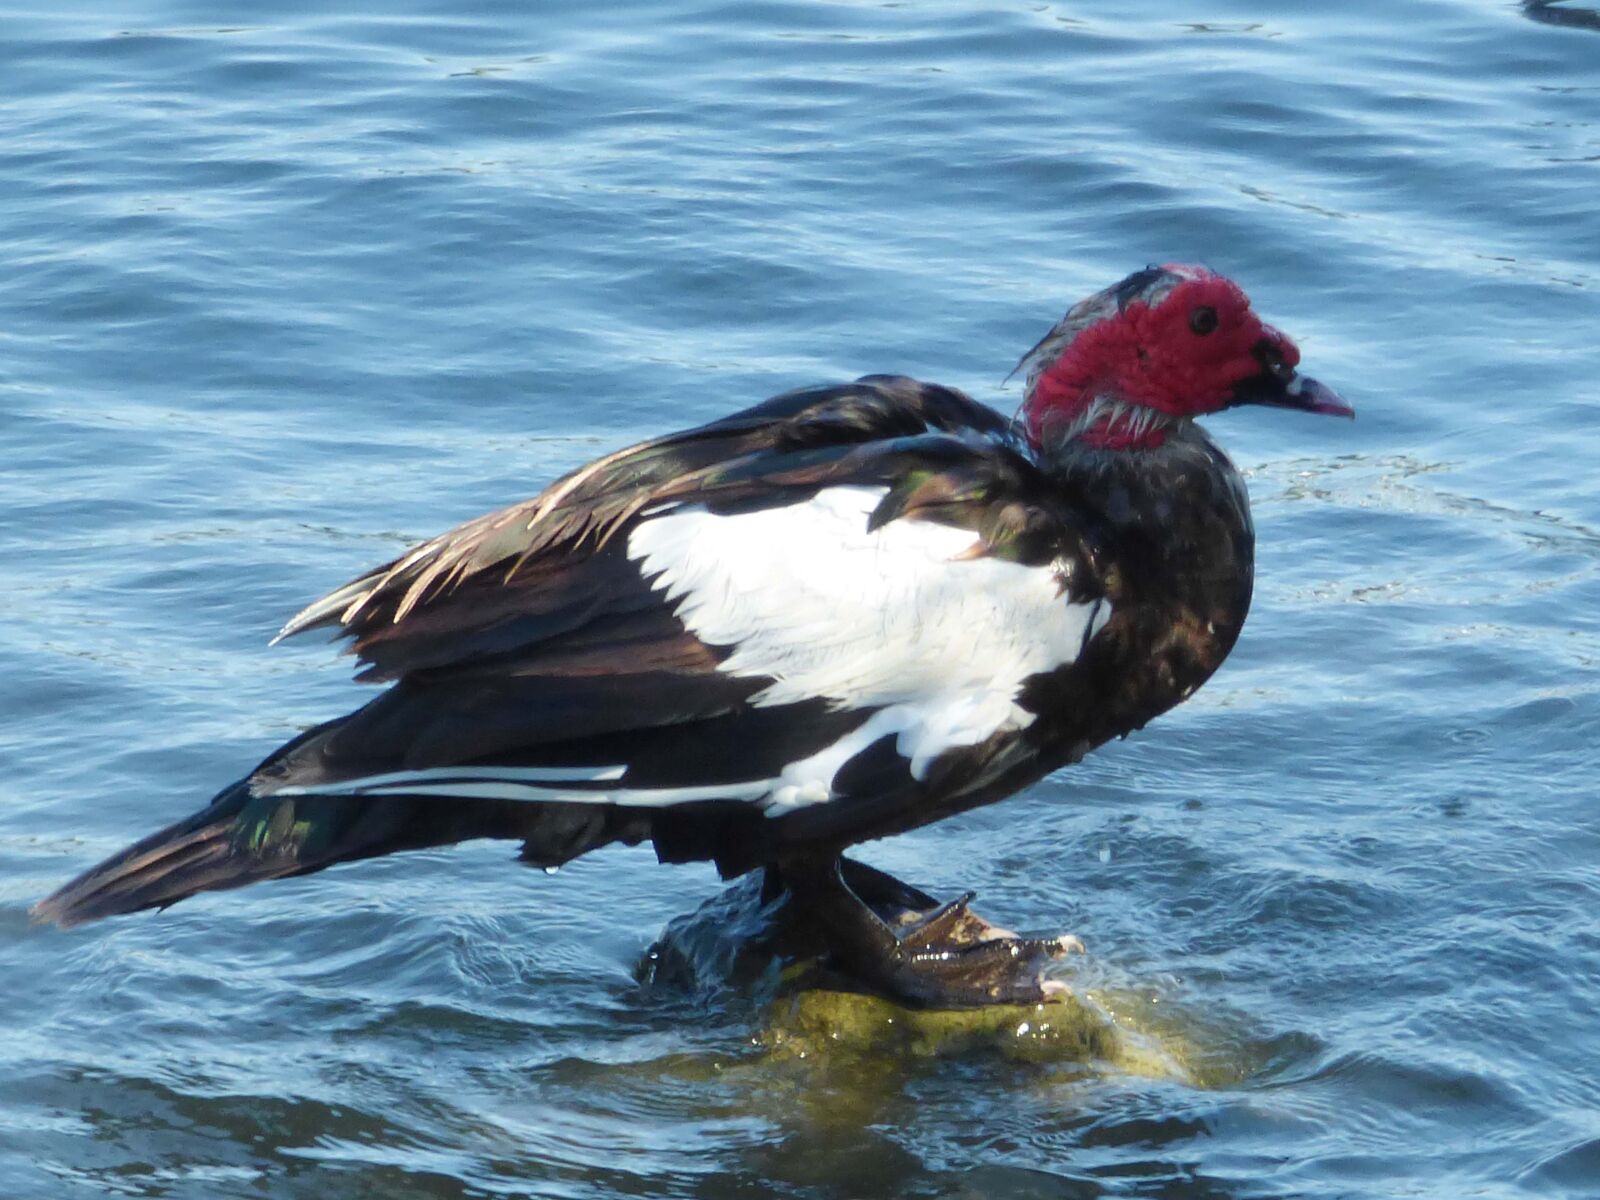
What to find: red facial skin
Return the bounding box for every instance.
[1024,270,1300,451]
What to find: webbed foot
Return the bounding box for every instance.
[775,855,1083,1008]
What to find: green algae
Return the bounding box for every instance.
[757,984,1194,1082]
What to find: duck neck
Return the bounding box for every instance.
[1030,393,1179,453]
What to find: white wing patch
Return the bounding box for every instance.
[626,484,1110,809]
[628,485,1105,708]
[268,486,1109,817]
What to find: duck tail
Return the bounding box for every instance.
[31,781,267,927]
[31,775,631,928]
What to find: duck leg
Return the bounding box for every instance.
[772,855,1082,1008]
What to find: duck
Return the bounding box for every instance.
[32,265,1351,1007]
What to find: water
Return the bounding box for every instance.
[2,1,1598,1196]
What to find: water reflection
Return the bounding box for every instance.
[1522,1,1600,33]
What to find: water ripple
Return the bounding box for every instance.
[4,2,1600,1198]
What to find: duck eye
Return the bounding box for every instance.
[1189,306,1218,336]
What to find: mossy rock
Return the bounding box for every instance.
[642,868,1210,1082]
[758,985,1189,1079]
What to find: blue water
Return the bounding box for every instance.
[3,1,1599,1196]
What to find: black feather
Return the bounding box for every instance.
[36,372,1151,923]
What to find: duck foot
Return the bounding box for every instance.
[771,855,1082,1009]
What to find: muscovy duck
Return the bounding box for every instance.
[33,265,1350,1007]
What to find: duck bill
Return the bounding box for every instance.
[1231,369,1354,418]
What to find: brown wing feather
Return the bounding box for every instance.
[274,376,1015,654]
